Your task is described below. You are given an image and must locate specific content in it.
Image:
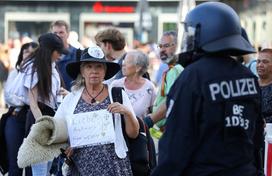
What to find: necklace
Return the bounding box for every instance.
[85,85,105,104]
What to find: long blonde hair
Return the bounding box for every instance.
[71,74,85,92]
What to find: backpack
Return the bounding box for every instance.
[111,87,157,176]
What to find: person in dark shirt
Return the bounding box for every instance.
[152,2,264,176]
[257,48,272,123]
[50,20,80,91]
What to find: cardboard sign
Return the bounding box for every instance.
[67,109,115,148]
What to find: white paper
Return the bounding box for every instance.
[67,109,115,148]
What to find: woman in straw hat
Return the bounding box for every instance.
[54,46,139,175]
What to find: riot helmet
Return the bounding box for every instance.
[180,2,255,56]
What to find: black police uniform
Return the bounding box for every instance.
[151,55,264,176]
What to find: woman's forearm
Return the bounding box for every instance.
[29,87,42,120]
[30,103,42,120]
[124,111,139,139]
[107,101,140,138]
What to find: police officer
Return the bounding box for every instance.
[152,2,264,176]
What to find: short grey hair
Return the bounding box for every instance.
[126,50,149,76]
[162,30,177,44]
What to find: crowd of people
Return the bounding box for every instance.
[0,20,166,176]
[0,1,272,176]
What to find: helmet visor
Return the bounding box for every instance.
[181,23,196,53]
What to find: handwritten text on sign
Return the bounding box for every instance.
[67,109,115,148]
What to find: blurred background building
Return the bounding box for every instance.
[0,0,271,49]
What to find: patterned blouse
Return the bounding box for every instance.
[69,96,133,176]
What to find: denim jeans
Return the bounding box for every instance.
[4,114,26,176]
[32,162,51,176]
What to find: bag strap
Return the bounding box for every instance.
[111,87,125,128]
[111,87,146,133]
[111,87,130,144]
[111,87,146,140]
[111,87,124,126]
[111,87,123,106]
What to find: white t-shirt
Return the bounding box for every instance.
[24,62,61,109]
[111,77,156,118]
[4,69,25,106]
